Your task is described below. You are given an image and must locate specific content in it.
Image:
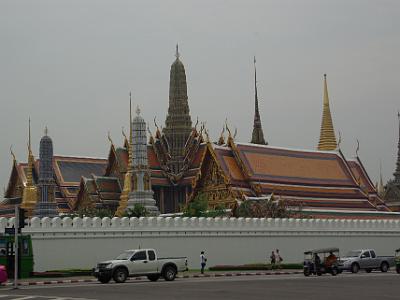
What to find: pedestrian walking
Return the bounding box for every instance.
[270,251,276,270]
[200,251,207,274]
[276,249,283,269]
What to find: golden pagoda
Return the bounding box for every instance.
[317,74,337,151]
[21,118,38,216]
[115,94,133,217]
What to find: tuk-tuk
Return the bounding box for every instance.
[303,247,342,276]
[395,248,400,274]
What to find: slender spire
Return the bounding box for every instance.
[128,92,133,171]
[26,118,34,186]
[251,56,266,145]
[378,160,385,196]
[21,117,38,216]
[394,112,400,182]
[175,44,180,59]
[317,74,337,151]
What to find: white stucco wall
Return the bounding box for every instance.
[1,216,399,272]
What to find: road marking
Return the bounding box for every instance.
[0,296,95,300]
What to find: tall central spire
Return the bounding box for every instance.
[394,112,400,183]
[317,74,337,151]
[251,56,266,145]
[163,45,193,174]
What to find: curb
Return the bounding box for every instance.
[2,271,302,287]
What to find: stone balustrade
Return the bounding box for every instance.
[0,216,398,232]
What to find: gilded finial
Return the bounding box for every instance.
[154,117,159,129]
[28,117,31,152]
[356,139,360,157]
[204,128,210,143]
[10,145,16,162]
[217,125,225,145]
[122,126,127,140]
[107,131,114,146]
[225,119,232,138]
[175,44,180,59]
[337,131,342,149]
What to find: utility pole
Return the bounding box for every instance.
[13,205,18,289]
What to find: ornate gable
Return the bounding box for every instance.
[191,143,237,209]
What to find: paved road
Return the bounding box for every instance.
[1,272,399,300]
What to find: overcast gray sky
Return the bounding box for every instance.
[1,0,399,191]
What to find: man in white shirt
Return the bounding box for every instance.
[200,251,207,274]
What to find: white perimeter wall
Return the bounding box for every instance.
[1,216,400,272]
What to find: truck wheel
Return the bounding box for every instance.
[147,274,160,282]
[98,275,111,284]
[380,262,389,273]
[396,266,400,274]
[113,267,128,283]
[163,266,177,281]
[351,263,359,274]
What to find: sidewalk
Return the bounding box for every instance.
[1,269,302,287]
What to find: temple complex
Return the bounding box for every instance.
[75,48,203,214]
[383,113,400,211]
[1,49,397,219]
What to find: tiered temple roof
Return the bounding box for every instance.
[191,138,390,215]
[0,156,107,216]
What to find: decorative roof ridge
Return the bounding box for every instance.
[236,142,340,155]
[256,181,370,191]
[299,208,400,216]
[53,155,107,161]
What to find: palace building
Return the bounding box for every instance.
[1,48,396,218]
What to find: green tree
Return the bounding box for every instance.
[182,193,227,217]
[66,207,114,218]
[234,195,292,218]
[182,193,208,217]
[123,204,149,218]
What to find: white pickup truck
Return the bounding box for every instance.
[339,249,395,273]
[93,249,188,283]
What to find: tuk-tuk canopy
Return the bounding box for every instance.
[304,247,340,255]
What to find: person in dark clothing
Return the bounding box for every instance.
[314,253,321,273]
[270,251,276,269]
[200,251,207,274]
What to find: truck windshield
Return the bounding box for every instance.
[115,251,135,260]
[346,251,361,257]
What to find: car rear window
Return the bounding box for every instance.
[148,250,156,261]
